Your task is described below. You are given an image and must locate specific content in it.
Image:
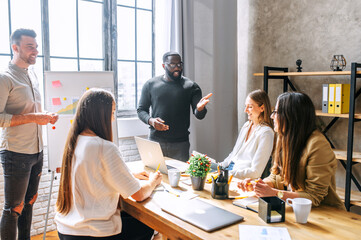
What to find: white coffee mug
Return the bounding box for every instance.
[286,198,312,224]
[168,169,181,187]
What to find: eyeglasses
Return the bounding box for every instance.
[271,110,278,116]
[165,62,183,69]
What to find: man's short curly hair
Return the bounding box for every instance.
[162,51,181,63]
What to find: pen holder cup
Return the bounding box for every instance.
[211,180,229,199]
[258,196,285,223]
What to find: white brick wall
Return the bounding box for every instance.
[0,136,142,236]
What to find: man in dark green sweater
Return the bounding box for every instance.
[137,52,212,162]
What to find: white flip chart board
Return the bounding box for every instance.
[44,71,118,172]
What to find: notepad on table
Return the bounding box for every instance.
[233,196,259,213]
[270,210,282,222]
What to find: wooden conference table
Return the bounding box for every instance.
[121,161,361,240]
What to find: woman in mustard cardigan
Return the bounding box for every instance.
[238,92,345,210]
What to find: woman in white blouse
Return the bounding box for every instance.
[219,89,274,179]
[55,88,162,240]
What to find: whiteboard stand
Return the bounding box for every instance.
[43,170,56,239]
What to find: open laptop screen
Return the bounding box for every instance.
[134,136,188,174]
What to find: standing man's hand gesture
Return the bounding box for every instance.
[197,93,213,112]
[148,117,169,131]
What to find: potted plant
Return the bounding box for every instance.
[186,153,211,190]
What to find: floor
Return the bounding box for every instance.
[33,231,58,240]
[33,231,163,240]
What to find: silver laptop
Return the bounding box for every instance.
[161,198,244,232]
[134,136,188,174]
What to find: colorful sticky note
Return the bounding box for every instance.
[63,97,67,100]
[86,87,90,90]
[70,120,73,124]
[52,80,62,88]
[52,98,61,106]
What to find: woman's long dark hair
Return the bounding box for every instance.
[56,88,115,214]
[271,92,316,189]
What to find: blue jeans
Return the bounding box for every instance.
[152,139,190,162]
[0,150,43,240]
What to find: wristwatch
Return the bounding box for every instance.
[277,190,284,199]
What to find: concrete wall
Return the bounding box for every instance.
[190,0,238,162]
[237,0,361,190]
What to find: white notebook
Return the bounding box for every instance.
[233,197,259,213]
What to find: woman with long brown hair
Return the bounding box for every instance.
[219,89,274,179]
[55,88,162,239]
[238,92,345,209]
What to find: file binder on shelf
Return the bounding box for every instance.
[328,84,336,114]
[335,84,350,114]
[322,84,328,113]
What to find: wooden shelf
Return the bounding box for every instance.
[333,149,361,163]
[254,70,361,77]
[316,110,361,119]
[336,187,361,207]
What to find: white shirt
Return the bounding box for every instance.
[220,121,274,179]
[55,135,141,237]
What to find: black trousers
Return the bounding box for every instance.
[0,150,43,240]
[58,211,154,240]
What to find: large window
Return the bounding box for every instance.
[117,0,154,111]
[49,0,104,71]
[0,0,155,116]
[0,0,44,90]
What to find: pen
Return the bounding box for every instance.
[155,163,160,172]
[247,179,260,185]
[228,175,233,184]
[234,196,249,199]
[165,189,180,197]
[246,206,258,213]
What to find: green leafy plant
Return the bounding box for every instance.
[186,153,211,178]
